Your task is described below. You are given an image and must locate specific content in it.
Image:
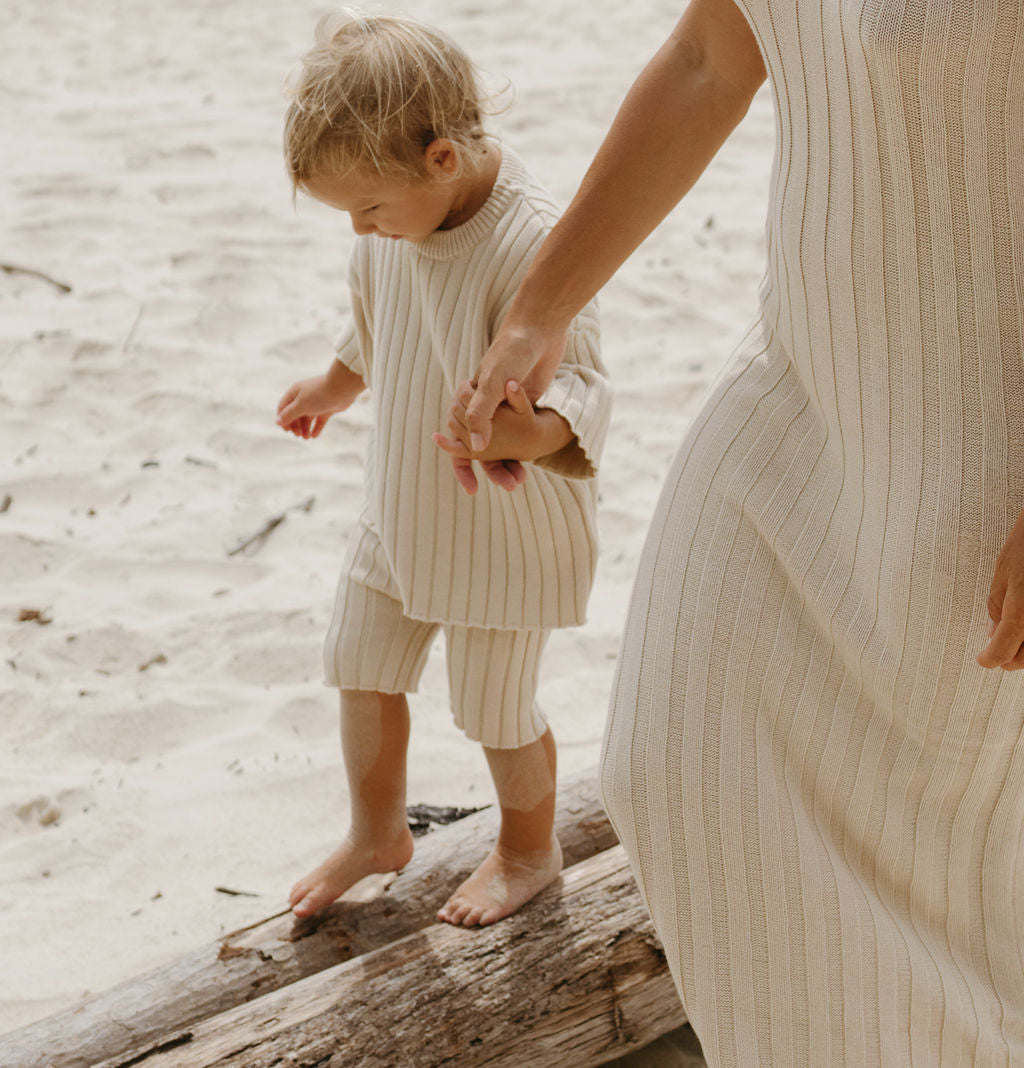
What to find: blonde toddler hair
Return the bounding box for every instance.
[284,10,489,191]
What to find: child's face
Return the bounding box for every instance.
[304,168,460,244]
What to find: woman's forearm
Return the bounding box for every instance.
[508,1,766,335]
[461,0,765,462]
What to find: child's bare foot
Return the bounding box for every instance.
[289,829,414,918]
[436,836,562,927]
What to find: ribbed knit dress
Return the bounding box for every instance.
[599,2,1024,1065]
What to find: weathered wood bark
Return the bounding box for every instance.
[94,845,686,1068]
[0,768,618,1068]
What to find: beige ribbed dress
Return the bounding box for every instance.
[600,2,1024,1065]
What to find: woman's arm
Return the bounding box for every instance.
[464,0,766,453]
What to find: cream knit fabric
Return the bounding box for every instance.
[601,2,1024,1065]
[336,149,610,629]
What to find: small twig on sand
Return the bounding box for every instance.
[214,886,260,898]
[0,262,71,294]
[122,303,145,353]
[227,495,315,557]
[219,907,293,944]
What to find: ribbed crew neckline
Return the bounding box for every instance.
[411,145,523,261]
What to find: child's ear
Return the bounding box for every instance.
[423,139,459,178]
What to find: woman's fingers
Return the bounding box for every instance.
[448,402,469,441]
[978,512,1024,670]
[465,367,510,452]
[977,608,1024,669]
[503,379,532,414]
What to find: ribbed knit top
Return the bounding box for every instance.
[335,149,611,629]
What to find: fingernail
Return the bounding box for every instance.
[471,433,484,451]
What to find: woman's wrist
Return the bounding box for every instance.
[504,272,577,340]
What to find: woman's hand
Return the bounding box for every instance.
[977,508,1024,669]
[445,0,764,487]
[435,379,568,494]
[462,324,568,454]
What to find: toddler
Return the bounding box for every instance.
[278,10,610,927]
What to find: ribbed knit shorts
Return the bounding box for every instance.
[324,518,550,749]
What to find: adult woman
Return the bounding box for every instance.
[455,0,1024,1064]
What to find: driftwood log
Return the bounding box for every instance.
[2,769,634,1068]
[93,845,685,1068]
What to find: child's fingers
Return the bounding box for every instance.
[432,432,472,459]
[277,399,305,428]
[507,460,527,486]
[276,386,298,416]
[449,455,479,495]
[480,459,526,491]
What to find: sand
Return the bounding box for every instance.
[0,0,772,1043]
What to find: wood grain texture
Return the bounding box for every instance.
[95,845,685,1068]
[0,769,619,1068]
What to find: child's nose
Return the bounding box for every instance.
[350,215,376,236]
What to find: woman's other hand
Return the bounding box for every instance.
[978,508,1024,669]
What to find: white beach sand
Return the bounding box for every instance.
[0,0,772,1048]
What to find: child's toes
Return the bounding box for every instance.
[291,886,327,917]
[291,895,314,917]
[438,896,470,926]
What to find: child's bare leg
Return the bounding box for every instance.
[289,690,414,918]
[437,727,561,927]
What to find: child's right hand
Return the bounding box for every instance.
[277,367,364,439]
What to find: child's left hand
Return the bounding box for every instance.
[433,379,571,495]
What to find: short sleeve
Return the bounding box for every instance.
[533,301,612,479]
